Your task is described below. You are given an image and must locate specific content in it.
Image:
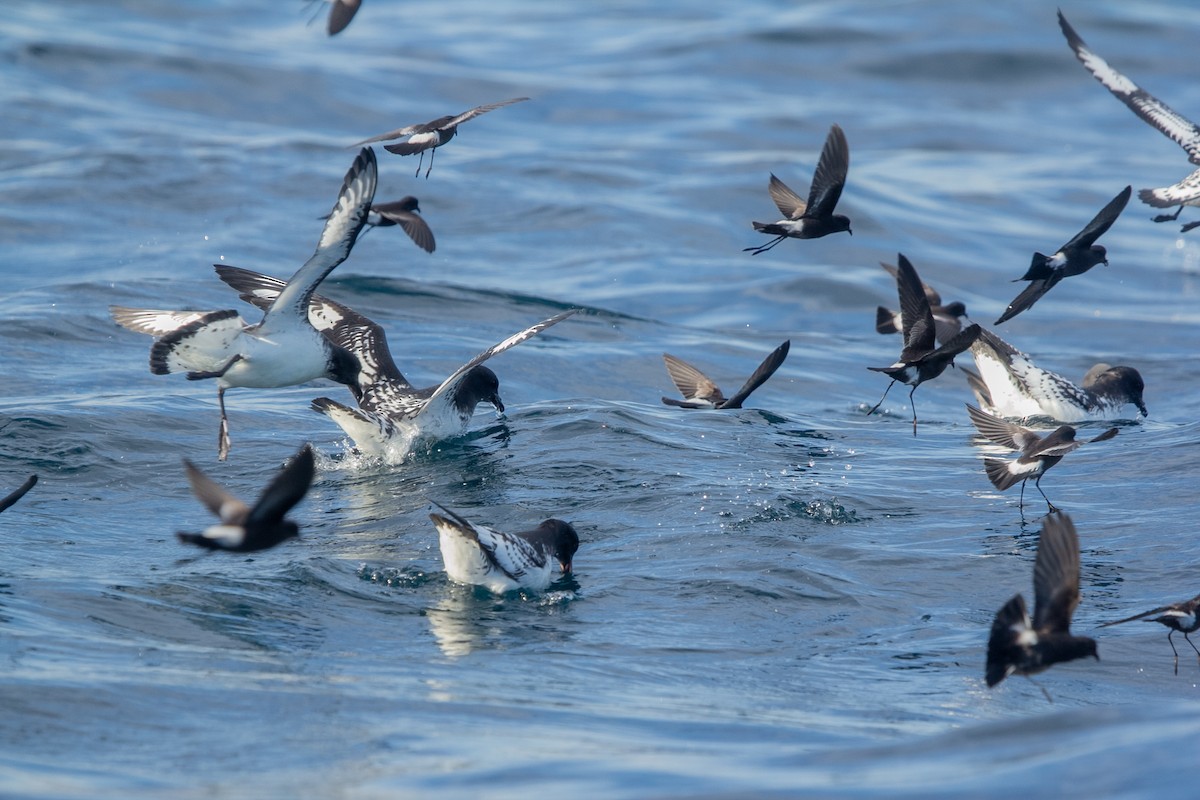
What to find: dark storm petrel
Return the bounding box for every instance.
[995,185,1131,325]
[660,340,790,409]
[366,197,436,253]
[965,327,1146,422]
[110,148,377,461]
[744,124,852,254]
[0,475,37,513]
[1100,593,1200,675]
[986,512,1098,701]
[866,254,981,434]
[1059,11,1200,232]
[352,97,530,178]
[428,501,579,594]
[177,444,315,553]
[966,404,1117,513]
[874,261,969,346]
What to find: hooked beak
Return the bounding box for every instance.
[559,559,573,574]
[492,394,505,414]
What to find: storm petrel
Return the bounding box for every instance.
[177,444,314,553]
[352,97,530,178]
[966,403,1117,513]
[111,148,377,461]
[365,197,435,253]
[661,340,790,409]
[874,261,969,346]
[867,254,982,434]
[0,475,37,513]
[212,265,577,463]
[744,124,852,254]
[1100,593,1200,675]
[428,501,579,594]
[986,512,1098,701]
[965,326,1146,422]
[1059,11,1200,232]
[325,0,360,35]
[995,185,1131,324]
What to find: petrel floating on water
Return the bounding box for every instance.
[213,265,577,463]
[964,327,1146,422]
[660,340,790,410]
[1059,11,1200,232]
[745,124,852,254]
[966,403,1117,514]
[352,97,530,178]
[995,185,1131,325]
[1100,593,1200,675]
[177,444,314,553]
[986,512,1098,701]
[867,254,981,434]
[111,148,377,461]
[428,501,579,594]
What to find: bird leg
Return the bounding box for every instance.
[743,235,786,256]
[413,151,425,179]
[1024,675,1053,703]
[907,385,919,437]
[424,148,436,179]
[1152,206,1184,223]
[1168,630,1181,675]
[1034,476,1057,513]
[217,386,231,463]
[867,380,896,417]
[186,354,243,381]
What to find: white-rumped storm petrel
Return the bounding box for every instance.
[365,197,435,253]
[177,444,314,552]
[661,340,790,409]
[212,265,576,463]
[965,327,1145,422]
[0,475,37,513]
[352,97,530,178]
[966,403,1117,513]
[428,501,578,594]
[1100,593,1200,675]
[995,185,1131,325]
[745,124,852,254]
[986,512,1098,701]
[874,261,969,346]
[111,148,377,461]
[1059,11,1200,232]
[867,254,982,434]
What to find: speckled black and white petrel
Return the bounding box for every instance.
[428,501,578,594]
[995,185,1131,325]
[1100,593,1200,675]
[177,444,314,553]
[1059,11,1200,232]
[874,261,969,346]
[352,97,530,178]
[0,475,37,514]
[745,124,852,254]
[965,327,1146,422]
[867,254,981,434]
[966,403,1117,513]
[365,197,435,253]
[111,148,377,461]
[213,265,577,463]
[661,340,789,409]
[986,512,1098,701]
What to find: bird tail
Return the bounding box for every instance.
[983,457,1022,491]
[751,221,788,235]
[875,306,900,335]
[986,594,1029,687]
[175,531,220,550]
[311,397,391,454]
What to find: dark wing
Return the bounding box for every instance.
[965,403,1041,451]
[881,261,942,306]
[662,354,724,406]
[919,323,980,364]
[1086,427,1119,445]
[247,445,315,527]
[1059,11,1200,166]
[352,122,425,147]
[961,366,993,410]
[327,0,361,35]
[0,475,37,513]
[805,124,849,219]
[723,340,790,409]
[1063,185,1131,251]
[1032,512,1082,633]
[183,459,249,525]
[1099,602,1185,627]
[767,174,807,219]
[995,279,1054,325]
[986,594,1030,687]
[893,253,936,359]
[1028,425,1083,458]
[372,201,435,253]
[446,97,530,128]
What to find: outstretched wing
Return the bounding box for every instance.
[806,123,849,219]
[446,97,531,127]
[662,353,724,406]
[183,459,249,525]
[724,340,790,409]
[1032,512,1082,633]
[1063,185,1131,251]
[247,445,315,526]
[893,254,935,359]
[965,403,1041,452]
[766,174,807,220]
[0,475,37,513]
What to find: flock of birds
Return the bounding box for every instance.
[5,8,1200,698]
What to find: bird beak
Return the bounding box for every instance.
[492,394,505,414]
[1137,401,1148,416]
[559,559,573,574]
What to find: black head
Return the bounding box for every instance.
[1087,365,1146,416]
[831,215,852,236]
[940,301,968,319]
[328,345,363,400]
[456,365,503,414]
[538,519,580,573]
[1093,244,1108,266]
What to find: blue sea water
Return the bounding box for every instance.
[2,1,1200,796]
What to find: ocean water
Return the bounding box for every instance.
[3,1,1200,797]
